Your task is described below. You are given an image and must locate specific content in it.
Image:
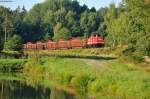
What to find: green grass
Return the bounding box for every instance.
[0,51,24,58]
[23,57,150,99]
[0,73,25,81]
[24,48,117,58]
[0,59,27,72]
[90,61,150,99]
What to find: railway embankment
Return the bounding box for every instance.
[24,48,119,58]
[24,47,150,66]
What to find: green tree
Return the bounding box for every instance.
[80,10,100,37]
[0,37,3,51]
[125,0,150,55]
[24,4,44,41]
[4,35,22,51]
[104,3,118,47]
[53,22,71,41]
[0,6,15,50]
[13,6,27,38]
[44,32,52,40]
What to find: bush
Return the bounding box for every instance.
[0,51,24,59]
[122,47,135,56]
[71,73,95,95]
[58,72,74,85]
[23,58,45,76]
[122,47,144,63]
[88,79,102,93]
[4,35,22,51]
[0,59,27,72]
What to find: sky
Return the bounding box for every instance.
[0,0,121,10]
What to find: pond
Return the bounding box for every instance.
[0,73,76,99]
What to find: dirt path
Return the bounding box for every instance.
[83,59,110,71]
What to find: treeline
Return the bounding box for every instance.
[24,0,106,41]
[0,0,149,57]
[105,0,150,57]
[0,0,106,50]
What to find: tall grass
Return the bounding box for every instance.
[0,59,27,72]
[24,48,117,58]
[23,57,150,99]
[0,51,24,58]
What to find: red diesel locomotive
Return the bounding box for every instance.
[23,35,104,50]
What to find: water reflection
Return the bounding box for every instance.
[0,80,75,99]
[50,88,74,99]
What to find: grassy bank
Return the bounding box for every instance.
[23,57,150,99]
[24,47,150,66]
[0,51,25,59]
[24,48,118,58]
[0,59,27,72]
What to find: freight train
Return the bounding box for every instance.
[23,35,104,50]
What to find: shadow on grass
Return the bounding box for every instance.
[0,52,23,59]
[57,55,117,60]
[34,54,117,60]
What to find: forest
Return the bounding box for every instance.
[0,0,149,58]
[0,0,150,98]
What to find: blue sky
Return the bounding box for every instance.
[0,0,121,10]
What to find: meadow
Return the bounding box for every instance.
[0,48,149,98]
[23,57,150,99]
[0,59,27,72]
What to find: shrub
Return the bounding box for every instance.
[23,58,45,76]
[4,35,22,51]
[0,59,26,72]
[71,73,95,95]
[122,47,144,63]
[88,79,103,93]
[58,72,74,85]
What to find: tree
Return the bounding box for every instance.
[80,10,100,37]
[90,7,96,12]
[104,3,118,47]
[0,37,3,51]
[97,7,108,36]
[53,22,71,41]
[24,4,44,41]
[0,6,15,51]
[71,24,82,37]
[4,35,22,51]
[13,6,27,34]
[125,0,150,55]
[43,10,55,39]
[44,32,52,40]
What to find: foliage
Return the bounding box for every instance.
[24,48,117,59]
[125,0,150,56]
[0,6,26,51]
[0,59,27,72]
[22,57,150,98]
[0,37,3,51]
[71,73,95,96]
[0,51,23,58]
[4,34,23,51]
[104,3,127,47]
[0,0,149,60]
[104,0,150,57]
[23,58,45,76]
[53,22,71,41]
[0,0,105,51]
